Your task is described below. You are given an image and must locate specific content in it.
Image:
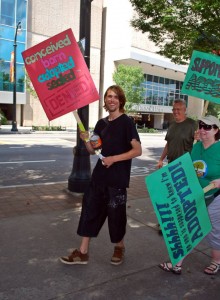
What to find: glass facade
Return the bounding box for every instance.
[142,74,188,106]
[0,0,27,93]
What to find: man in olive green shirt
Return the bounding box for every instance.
[157,99,197,234]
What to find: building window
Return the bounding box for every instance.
[0,0,15,26]
[0,0,27,93]
[142,74,188,106]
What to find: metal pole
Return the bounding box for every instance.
[11,21,21,132]
[68,0,93,193]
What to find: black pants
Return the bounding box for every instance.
[77,181,127,243]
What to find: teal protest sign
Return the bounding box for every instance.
[181,50,220,104]
[145,153,212,266]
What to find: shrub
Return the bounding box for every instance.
[0,111,8,125]
[137,127,159,133]
[32,126,66,131]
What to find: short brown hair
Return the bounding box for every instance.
[103,85,126,113]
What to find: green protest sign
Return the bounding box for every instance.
[145,153,212,266]
[181,50,220,104]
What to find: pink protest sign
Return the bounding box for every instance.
[22,28,99,120]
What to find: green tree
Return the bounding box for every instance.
[130,0,220,118]
[130,0,220,64]
[206,102,220,118]
[25,70,37,98]
[113,64,145,112]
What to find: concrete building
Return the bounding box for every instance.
[0,0,203,129]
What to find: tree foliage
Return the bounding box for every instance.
[25,70,37,98]
[207,102,220,118]
[113,64,145,112]
[130,0,220,64]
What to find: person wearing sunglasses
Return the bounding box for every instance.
[159,115,220,275]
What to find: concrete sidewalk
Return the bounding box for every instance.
[0,177,219,300]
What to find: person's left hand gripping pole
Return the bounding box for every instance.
[73,110,89,142]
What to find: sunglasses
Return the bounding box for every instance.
[198,121,216,131]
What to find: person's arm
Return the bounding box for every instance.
[211,179,220,189]
[157,143,168,169]
[102,139,142,168]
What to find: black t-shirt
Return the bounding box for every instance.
[91,114,140,188]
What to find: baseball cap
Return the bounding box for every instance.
[199,115,220,128]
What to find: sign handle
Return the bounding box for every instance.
[193,100,210,144]
[203,183,215,193]
[72,111,89,142]
[202,100,209,117]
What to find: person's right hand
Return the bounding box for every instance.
[157,160,163,169]
[211,179,220,189]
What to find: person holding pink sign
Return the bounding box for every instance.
[159,115,220,275]
[60,85,142,266]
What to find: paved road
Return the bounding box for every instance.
[0,132,166,187]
